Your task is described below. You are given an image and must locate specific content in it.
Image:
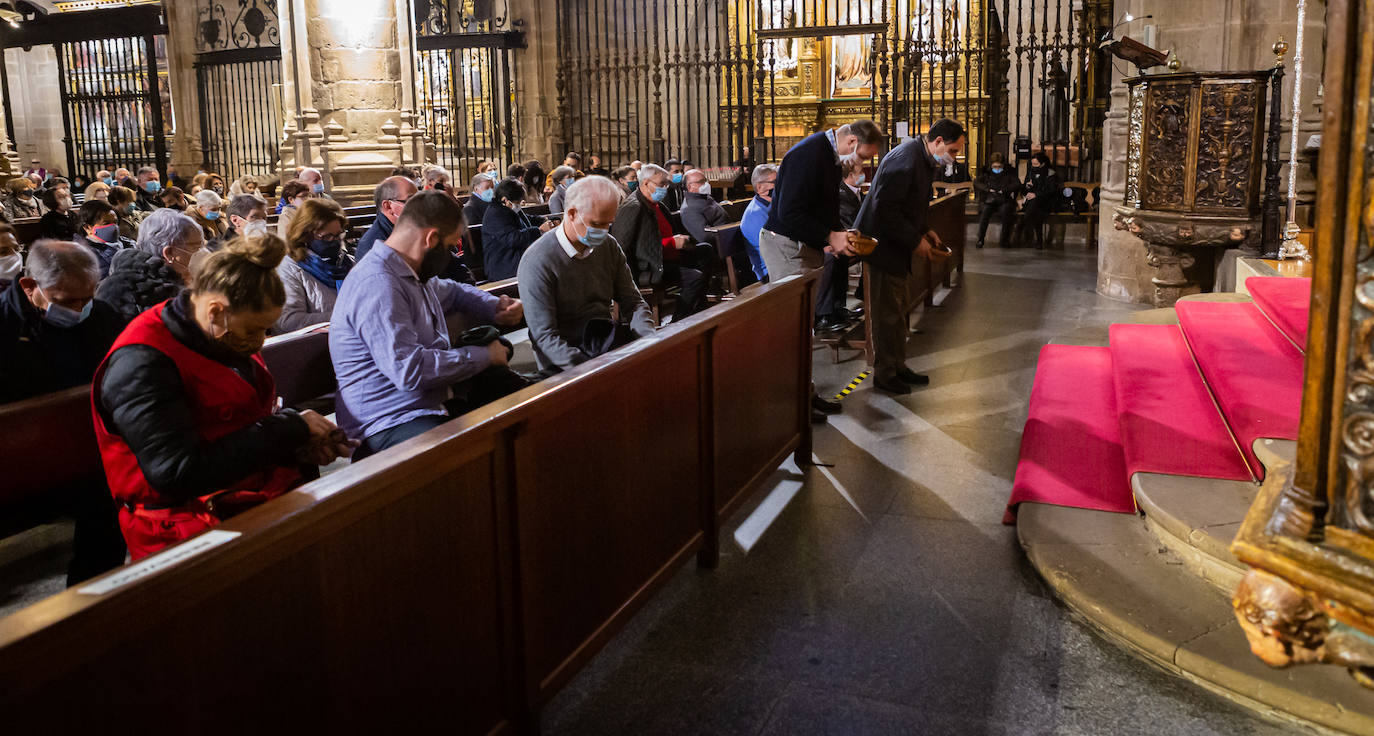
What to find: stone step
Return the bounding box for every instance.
[1018,500,1374,735]
[1247,277,1311,352]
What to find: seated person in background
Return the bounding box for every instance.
[663,158,686,211]
[483,178,554,280]
[519,176,655,374]
[38,186,78,240]
[506,163,526,183]
[134,166,163,212]
[277,199,352,333]
[229,174,267,205]
[973,152,1020,249]
[422,165,458,204]
[356,175,418,262]
[464,173,495,228]
[0,224,19,281]
[84,181,110,203]
[159,185,190,212]
[935,157,971,183]
[330,191,525,461]
[108,185,142,240]
[190,189,228,242]
[113,168,133,190]
[680,168,727,244]
[3,176,44,220]
[95,169,112,187]
[545,152,583,193]
[74,200,130,278]
[816,157,866,332]
[612,165,637,198]
[740,164,777,283]
[547,165,577,214]
[0,241,125,584]
[97,208,198,323]
[522,161,547,204]
[611,163,708,319]
[1017,152,1061,250]
[221,193,269,245]
[275,180,311,239]
[391,165,421,181]
[0,239,123,402]
[94,235,354,560]
[587,155,610,177]
[299,166,330,198]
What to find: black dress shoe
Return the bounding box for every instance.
[873,375,911,395]
[815,316,847,333]
[975,240,984,249]
[896,367,930,386]
[811,408,830,424]
[812,394,842,414]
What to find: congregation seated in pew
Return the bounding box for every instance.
[613,163,710,318]
[740,163,777,282]
[679,168,728,245]
[356,175,419,262]
[518,176,656,373]
[276,199,352,333]
[95,208,197,323]
[483,178,553,281]
[329,190,526,462]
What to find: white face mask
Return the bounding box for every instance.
[243,219,268,238]
[696,183,711,196]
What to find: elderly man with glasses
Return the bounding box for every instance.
[356,175,419,262]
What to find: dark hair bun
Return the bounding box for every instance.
[223,232,286,270]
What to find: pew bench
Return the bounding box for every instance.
[1043,181,1100,248]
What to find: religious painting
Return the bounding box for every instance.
[830,34,873,97]
[762,0,801,74]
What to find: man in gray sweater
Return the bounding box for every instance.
[517,175,657,373]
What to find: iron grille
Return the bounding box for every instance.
[196,49,283,178]
[56,35,170,178]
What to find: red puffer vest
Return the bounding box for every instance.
[90,301,300,511]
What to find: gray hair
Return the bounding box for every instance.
[638,163,669,185]
[195,189,223,209]
[423,166,451,186]
[564,175,624,216]
[136,166,158,178]
[298,167,322,183]
[373,175,417,212]
[136,208,203,257]
[751,163,779,188]
[550,165,576,186]
[469,174,493,190]
[25,240,99,289]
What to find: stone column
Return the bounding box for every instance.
[164,0,204,179]
[509,0,559,166]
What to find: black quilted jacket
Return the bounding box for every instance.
[94,248,186,324]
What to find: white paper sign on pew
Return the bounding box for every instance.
[77,530,242,596]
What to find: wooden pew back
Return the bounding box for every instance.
[0,271,817,733]
[0,385,100,510]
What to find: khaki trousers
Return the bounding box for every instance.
[869,267,912,381]
[759,228,825,282]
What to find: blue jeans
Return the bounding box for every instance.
[352,414,449,462]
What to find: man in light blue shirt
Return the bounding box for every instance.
[331,190,524,460]
[740,163,777,282]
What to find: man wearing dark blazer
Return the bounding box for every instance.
[854,118,966,395]
[762,119,884,418]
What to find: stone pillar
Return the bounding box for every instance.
[164,0,204,179]
[5,46,64,177]
[510,0,559,166]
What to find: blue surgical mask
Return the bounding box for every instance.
[651,186,668,203]
[205,210,220,220]
[124,203,136,215]
[991,166,1004,174]
[143,180,161,194]
[312,182,325,194]
[476,189,494,202]
[579,220,609,249]
[93,223,119,243]
[39,289,91,328]
[670,173,683,184]
[486,171,500,181]
[854,174,865,186]
[101,176,113,186]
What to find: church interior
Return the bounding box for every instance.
[0,0,1370,733]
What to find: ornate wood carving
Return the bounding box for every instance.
[1139,81,1192,210]
[1194,82,1262,210]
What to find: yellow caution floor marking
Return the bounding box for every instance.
[832,370,872,401]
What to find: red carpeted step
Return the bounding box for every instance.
[1248,277,1311,351]
[1006,345,1134,524]
[1175,301,1304,479]
[1108,324,1253,482]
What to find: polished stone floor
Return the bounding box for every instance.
[540,246,1295,735]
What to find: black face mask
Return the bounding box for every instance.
[418,242,452,283]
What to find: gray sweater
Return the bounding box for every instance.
[516,227,656,371]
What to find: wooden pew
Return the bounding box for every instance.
[703,221,758,296]
[0,271,819,733]
[0,385,101,531]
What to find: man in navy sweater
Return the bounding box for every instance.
[855,118,966,395]
[762,119,883,418]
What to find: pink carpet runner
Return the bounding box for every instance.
[1109,324,1254,482]
[1006,345,1134,523]
[1248,277,1311,351]
[1175,301,1305,478]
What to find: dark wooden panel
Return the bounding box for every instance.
[713,291,808,520]
[514,339,706,699]
[0,385,100,508]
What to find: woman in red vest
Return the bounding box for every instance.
[92,234,355,559]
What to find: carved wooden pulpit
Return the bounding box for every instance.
[1113,71,1270,307]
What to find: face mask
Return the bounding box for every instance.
[214,313,262,356]
[578,218,609,249]
[312,182,325,194]
[651,186,668,203]
[991,166,1004,174]
[626,181,637,193]
[839,152,861,169]
[292,197,307,208]
[476,189,494,202]
[243,219,268,238]
[212,185,224,195]
[696,183,711,196]
[486,171,500,181]
[854,174,866,186]
[58,196,73,210]
[308,237,341,260]
[124,203,136,215]
[143,180,161,194]
[93,223,120,242]
[670,173,683,184]
[205,210,220,220]
[936,151,955,167]
[418,241,452,283]
[101,176,113,186]
[39,289,90,328]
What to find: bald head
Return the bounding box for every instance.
[684,169,707,190]
[375,175,419,224]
